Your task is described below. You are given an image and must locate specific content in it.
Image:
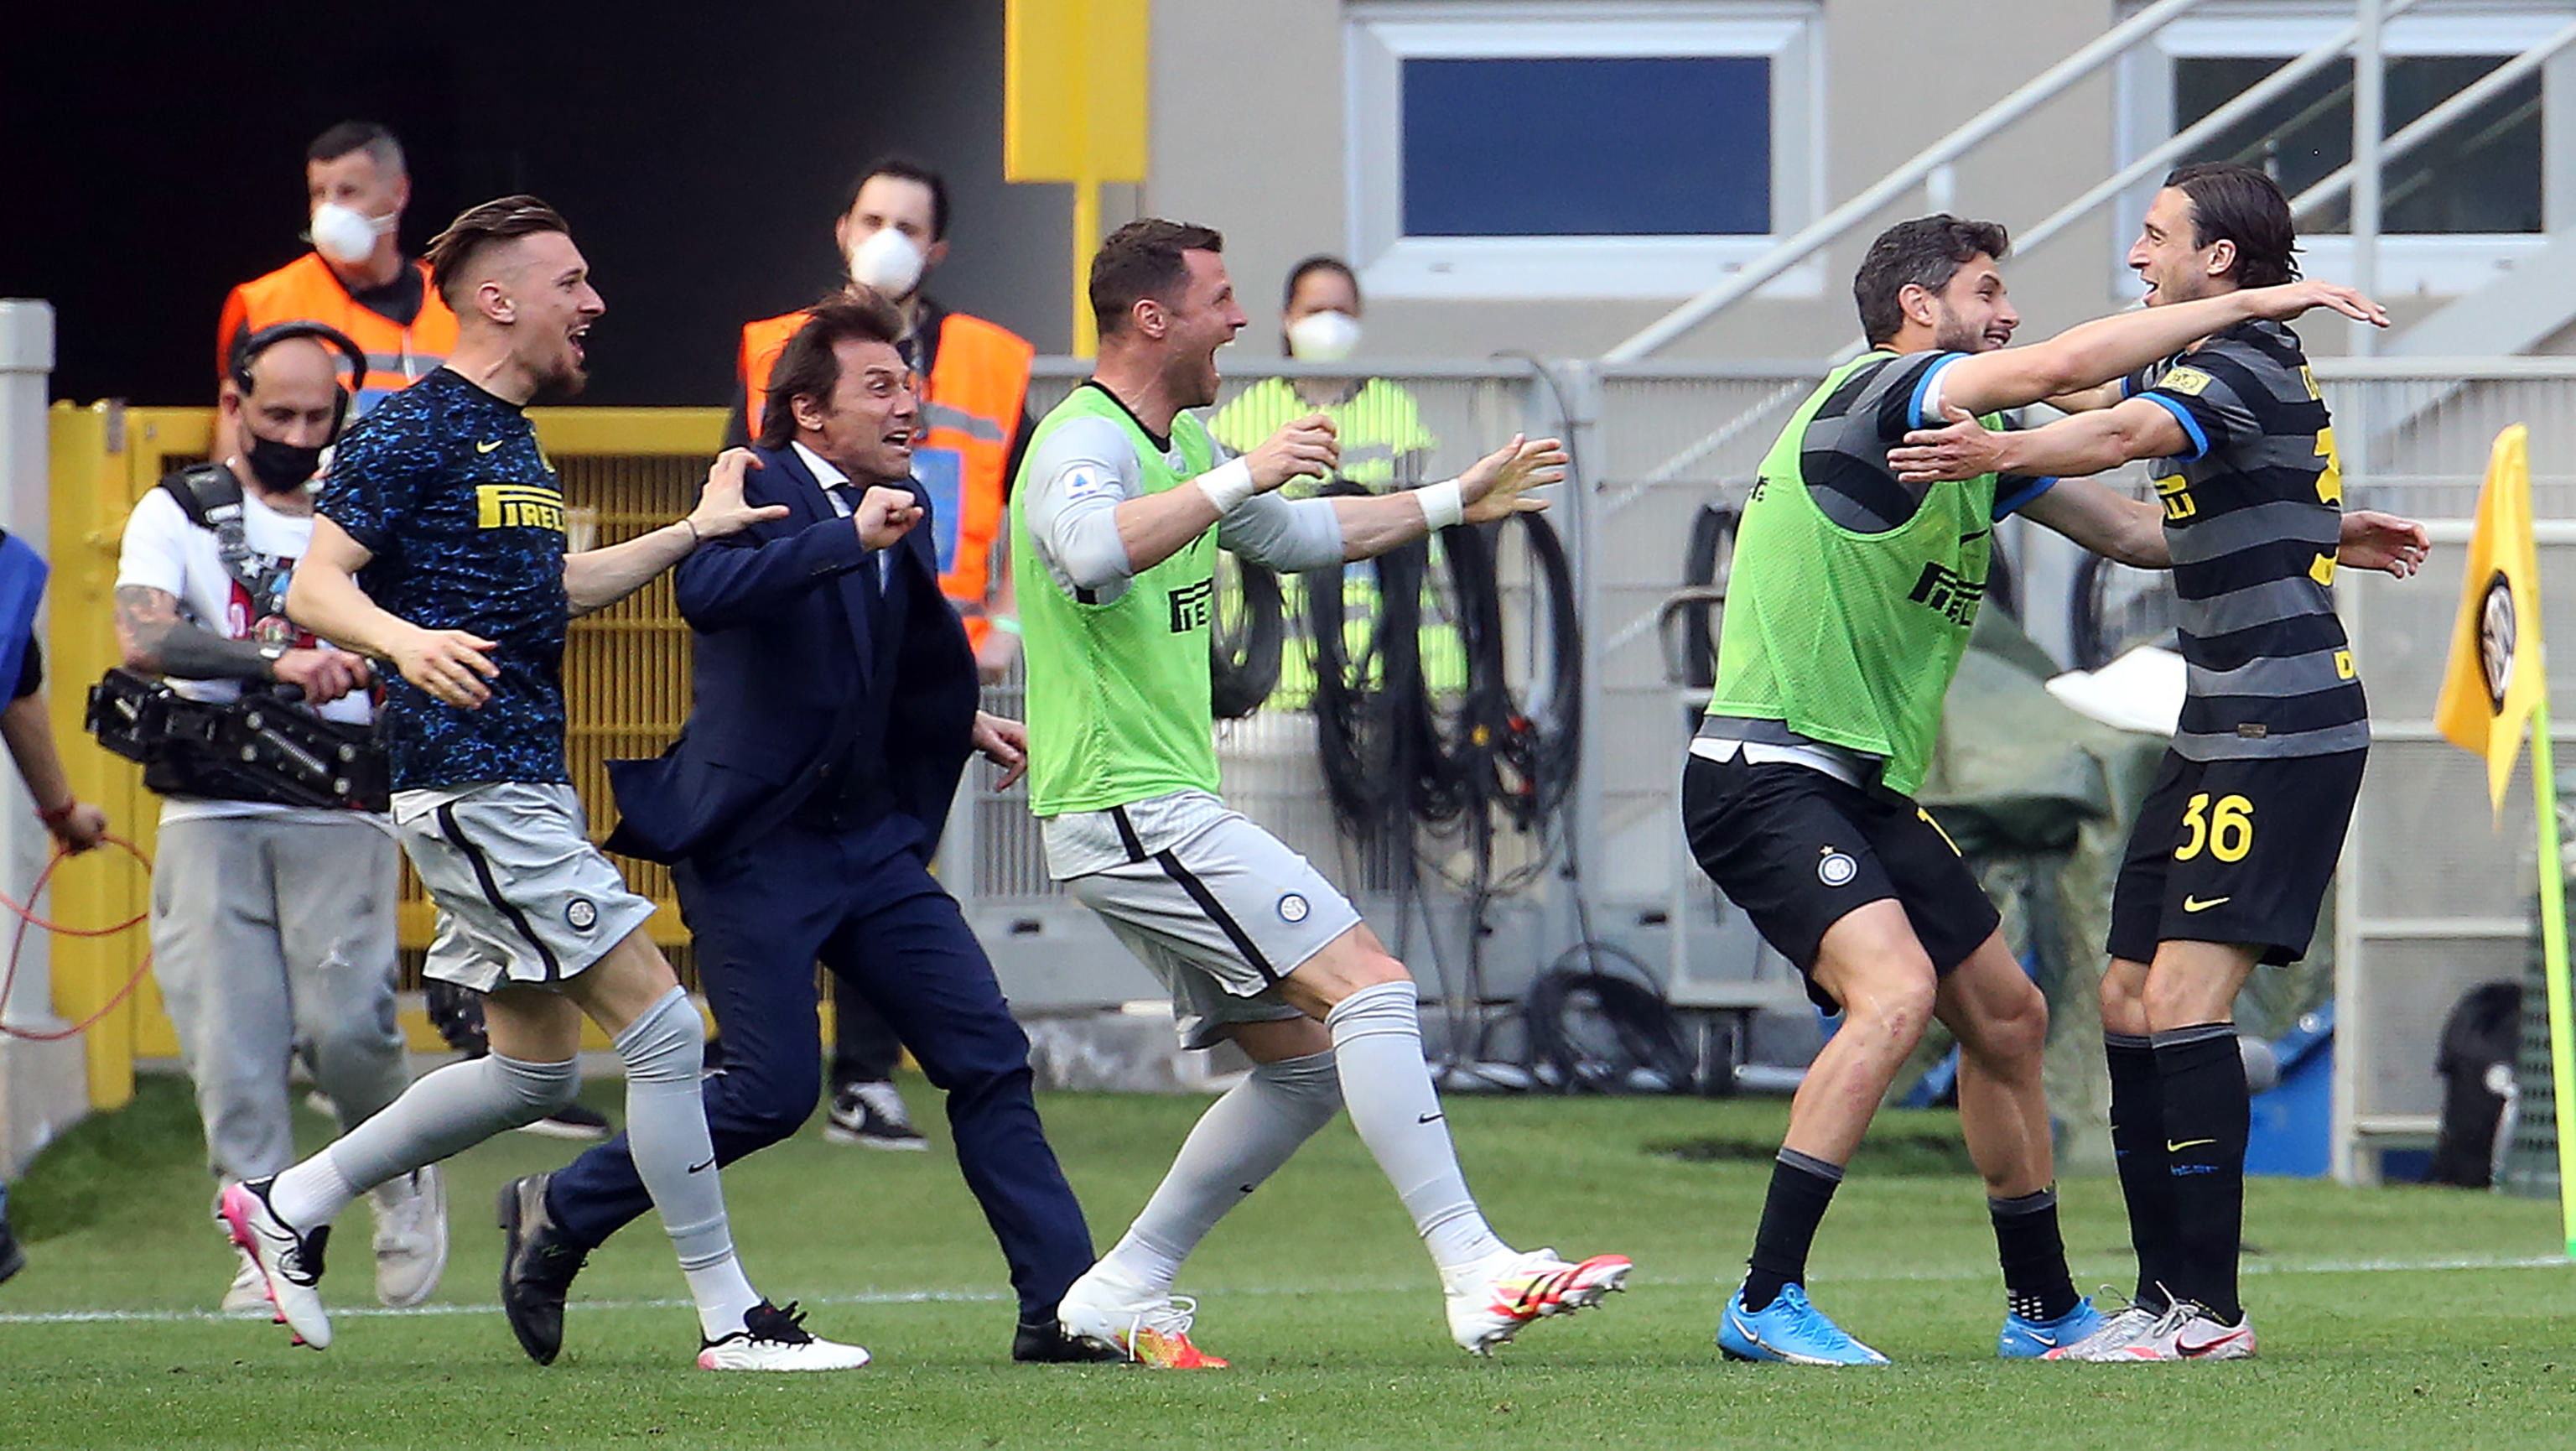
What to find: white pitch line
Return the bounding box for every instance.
[0,1287,1010,1327]
[0,1253,2561,1328]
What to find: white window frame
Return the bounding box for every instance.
[2115,0,2576,298]
[1345,0,1825,301]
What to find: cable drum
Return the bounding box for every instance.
[1208,554,1286,720]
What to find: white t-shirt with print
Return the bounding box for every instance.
[114,481,382,827]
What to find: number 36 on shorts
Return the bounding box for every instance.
[2175,792,2254,863]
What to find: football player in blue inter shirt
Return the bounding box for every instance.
[218,196,868,1371]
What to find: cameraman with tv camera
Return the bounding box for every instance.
[106,323,444,1314]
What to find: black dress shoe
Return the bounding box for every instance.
[1012,1312,1123,1363]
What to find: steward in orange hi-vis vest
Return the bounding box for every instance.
[218,255,459,413]
[736,299,1032,651]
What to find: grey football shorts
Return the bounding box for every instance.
[1054,792,1361,1049]
[392,782,658,992]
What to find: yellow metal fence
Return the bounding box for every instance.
[44,403,724,1107]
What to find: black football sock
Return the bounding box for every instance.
[1742,1148,1842,1313]
[2153,1023,2251,1324]
[2106,1032,2182,1311]
[1990,1187,2080,1323]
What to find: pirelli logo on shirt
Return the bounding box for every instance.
[476,483,565,533]
[1909,562,1985,626]
[1167,578,1214,633]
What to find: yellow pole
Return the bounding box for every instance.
[2528,701,2576,1258]
[42,401,136,1110]
[1072,177,1099,359]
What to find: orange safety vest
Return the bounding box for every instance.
[740,307,1031,649]
[216,253,459,413]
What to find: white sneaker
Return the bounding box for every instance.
[1445,1246,1633,1355]
[2040,1294,2166,1361]
[2087,1298,2257,1362]
[218,1178,331,1349]
[370,1166,449,1308]
[696,1301,871,1371]
[1057,1268,1228,1369]
[221,1246,276,1319]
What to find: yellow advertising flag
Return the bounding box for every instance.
[2434,424,2547,813]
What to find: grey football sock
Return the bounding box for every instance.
[1098,1050,1342,1293]
[1325,982,1508,1278]
[616,988,761,1336]
[615,988,736,1272]
[274,1053,577,1228]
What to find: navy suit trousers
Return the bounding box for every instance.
[543,819,1094,1319]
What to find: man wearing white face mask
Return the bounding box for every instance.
[216,122,459,419]
[728,157,1039,1152]
[730,158,1035,683]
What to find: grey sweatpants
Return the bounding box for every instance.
[148,813,412,1183]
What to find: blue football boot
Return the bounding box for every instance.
[1716,1282,1890,1365]
[1999,1296,2106,1359]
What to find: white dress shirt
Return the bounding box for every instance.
[792,440,888,590]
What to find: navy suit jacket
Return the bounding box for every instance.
[604,444,979,865]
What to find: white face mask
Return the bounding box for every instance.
[310,203,393,265]
[847,226,927,299]
[1285,309,1363,364]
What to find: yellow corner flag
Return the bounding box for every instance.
[2435,424,2546,813]
[2436,424,2574,1257]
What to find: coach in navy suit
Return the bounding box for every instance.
[498,289,1108,1365]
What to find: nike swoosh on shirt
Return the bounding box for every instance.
[477,439,506,454]
[2182,895,2231,913]
[2167,1138,2217,1153]
[688,1156,716,1173]
[1417,1112,1444,1125]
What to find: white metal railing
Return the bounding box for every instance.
[2291,17,2576,221]
[2014,0,2431,257]
[1609,1,2544,364]
[1606,0,2219,361]
[1610,2,2567,574]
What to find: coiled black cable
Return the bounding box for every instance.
[1410,524,1505,825]
[1306,532,1426,845]
[1677,502,1739,693]
[1209,554,1285,720]
[1523,941,1696,1095]
[1485,511,1581,831]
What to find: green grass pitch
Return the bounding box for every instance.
[2,1075,2569,1449]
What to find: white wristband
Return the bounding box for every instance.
[1417,478,1465,531]
[1197,460,1258,514]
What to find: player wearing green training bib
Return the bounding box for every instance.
[1685,215,2398,1370]
[1015,219,1633,1369]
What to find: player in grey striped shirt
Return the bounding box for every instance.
[1890,163,2428,1363]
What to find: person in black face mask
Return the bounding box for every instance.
[111,325,450,1316]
